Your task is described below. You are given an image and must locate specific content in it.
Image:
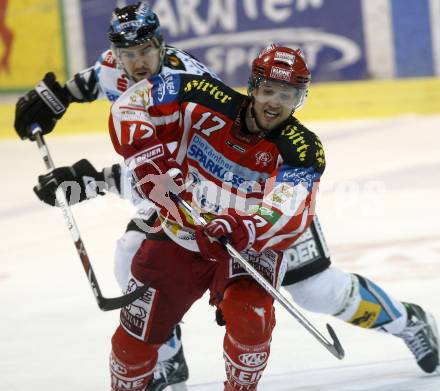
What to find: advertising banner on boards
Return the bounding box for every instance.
[0,0,66,92]
[80,0,366,86]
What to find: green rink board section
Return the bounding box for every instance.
[1,77,440,139]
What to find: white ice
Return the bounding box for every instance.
[1,114,439,390]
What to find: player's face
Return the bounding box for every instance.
[251,80,304,131]
[117,41,161,82]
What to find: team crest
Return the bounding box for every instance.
[129,87,151,107]
[255,151,272,166]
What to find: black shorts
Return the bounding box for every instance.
[281,216,331,286]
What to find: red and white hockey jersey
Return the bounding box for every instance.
[109,73,326,254]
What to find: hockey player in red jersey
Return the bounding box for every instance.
[107,45,324,390]
[13,3,221,389]
[106,39,440,389]
[27,39,439,387]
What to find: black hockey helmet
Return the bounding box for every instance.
[108,2,163,48]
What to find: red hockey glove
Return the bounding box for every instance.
[195,209,257,261]
[127,143,184,214]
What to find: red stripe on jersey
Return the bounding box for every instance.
[149,103,180,117]
[119,105,147,112]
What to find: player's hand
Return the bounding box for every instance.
[14,72,71,140]
[34,159,106,206]
[195,209,257,261]
[128,145,185,210]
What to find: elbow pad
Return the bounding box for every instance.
[103,163,122,195]
[65,66,99,102]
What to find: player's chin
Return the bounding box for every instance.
[259,116,280,131]
[133,71,151,81]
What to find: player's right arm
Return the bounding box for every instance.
[34,159,121,207]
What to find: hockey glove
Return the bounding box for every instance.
[128,145,185,213]
[195,209,257,261]
[34,159,121,206]
[14,72,71,140]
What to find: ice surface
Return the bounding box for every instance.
[1,115,439,390]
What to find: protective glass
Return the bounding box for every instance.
[253,79,308,111]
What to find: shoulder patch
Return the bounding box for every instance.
[275,119,326,172]
[151,73,181,105]
[122,81,153,109]
[164,53,186,71]
[280,123,310,163]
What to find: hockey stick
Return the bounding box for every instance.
[31,124,148,311]
[170,193,345,360]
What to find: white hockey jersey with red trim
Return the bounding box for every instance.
[94,45,217,103]
[91,45,218,215]
[109,73,325,253]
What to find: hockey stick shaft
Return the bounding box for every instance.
[31,124,148,311]
[170,193,344,360]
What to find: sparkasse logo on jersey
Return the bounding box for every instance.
[188,134,269,190]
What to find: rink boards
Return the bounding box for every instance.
[1,76,440,139]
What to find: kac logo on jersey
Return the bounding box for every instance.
[255,151,272,166]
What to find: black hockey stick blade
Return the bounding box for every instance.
[326,323,345,359]
[97,284,149,311]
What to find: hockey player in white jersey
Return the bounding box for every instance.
[13,2,221,390]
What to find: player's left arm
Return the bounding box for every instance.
[195,124,326,258]
[251,128,326,252]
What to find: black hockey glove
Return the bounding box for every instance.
[14,72,71,140]
[34,159,121,207]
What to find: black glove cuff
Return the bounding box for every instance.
[102,163,122,195]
